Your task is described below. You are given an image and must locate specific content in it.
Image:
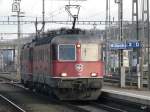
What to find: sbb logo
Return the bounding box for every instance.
[75,64,84,72]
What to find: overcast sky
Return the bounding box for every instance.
[0,0,135,39]
[0,0,133,20]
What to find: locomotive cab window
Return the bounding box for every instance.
[81,44,100,61]
[58,44,76,61]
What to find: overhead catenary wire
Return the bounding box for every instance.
[47,0,84,19]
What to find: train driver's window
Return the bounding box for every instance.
[81,44,99,61]
[58,44,76,61]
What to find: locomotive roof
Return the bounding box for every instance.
[22,42,33,49]
[51,34,103,44]
[34,36,53,46]
[33,34,102,46]
[22,29,103,47]
[33,29,84,46]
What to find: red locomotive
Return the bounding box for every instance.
[20,29,104,100]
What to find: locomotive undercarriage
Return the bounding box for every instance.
[21,75,103,100]
[53,78,103,100]
[53,87,101,100]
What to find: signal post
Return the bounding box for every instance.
[12,0,22,80]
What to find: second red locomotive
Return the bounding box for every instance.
[20,29,104,100]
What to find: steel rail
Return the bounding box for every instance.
[61,102,91,112]
[90,102,126,112]
[0,94,26,112]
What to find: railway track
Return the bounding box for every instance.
[0,83,76,112]
[10,83,127,112]
[0,94,26,112]
[0,74,149,112]
[67,102,108,112]
[98,94,150,112]
[0,76,122,112]
[89,102,126,112]
[65,101,127,112]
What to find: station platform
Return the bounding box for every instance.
[102,85,150,106]
[0,72,19,82]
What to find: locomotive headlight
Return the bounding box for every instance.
[76,43,81,48]
[91,73,97,77]
[61,73,67,77]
